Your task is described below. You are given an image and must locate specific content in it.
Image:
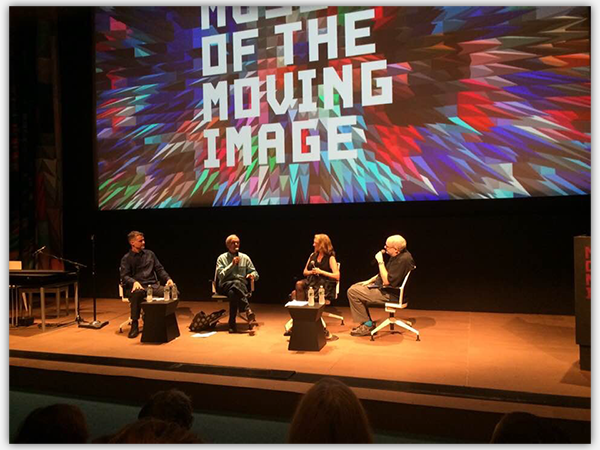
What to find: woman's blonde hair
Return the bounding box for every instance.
[314,234,334,255]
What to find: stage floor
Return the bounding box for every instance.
[9,297,590,441]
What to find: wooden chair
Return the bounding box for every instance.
[18,260,71,318]
[370,267,419,341]
[9,261,22,326]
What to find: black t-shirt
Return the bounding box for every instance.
[374,249,415,298]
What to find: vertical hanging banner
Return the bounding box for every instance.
[95,6,590,209]
[574,235,590,371]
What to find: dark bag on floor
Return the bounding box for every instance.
[189,309,226,332]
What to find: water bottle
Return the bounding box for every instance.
[308,286,315,306]
[146,285,153,302]
[164,285,170,301]
[172,284,178,300]
[318,285,325,305]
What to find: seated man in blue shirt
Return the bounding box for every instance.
[215,234,259,333]
[120,231,175,339]
[347,235,415,337]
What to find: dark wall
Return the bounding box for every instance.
[58,8,590,315]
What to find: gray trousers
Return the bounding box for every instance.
[347,283,391,324]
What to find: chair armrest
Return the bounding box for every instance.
[119,283,129,301]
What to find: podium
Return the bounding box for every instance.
[286,303,326,351]
[141,299,180,343]
[574,236,590,370]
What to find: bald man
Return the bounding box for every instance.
[215,235,259,333]
[347,235,415,337]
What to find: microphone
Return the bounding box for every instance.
[33,245,46,256]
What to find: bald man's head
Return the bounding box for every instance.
[386,235,406,252]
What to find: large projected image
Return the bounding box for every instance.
[95,6,590,209]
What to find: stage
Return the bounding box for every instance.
[9,298,591,442]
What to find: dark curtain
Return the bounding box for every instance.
[10,7,63,270]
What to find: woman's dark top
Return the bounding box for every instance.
[306,252,337,300]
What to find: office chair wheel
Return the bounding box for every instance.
[416,335,420,341]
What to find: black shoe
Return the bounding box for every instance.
[240,309,256,324]
[229,324,238,334]
[128,321,139,339]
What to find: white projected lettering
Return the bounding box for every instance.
[195,7,390,169]
[203,116,360,166]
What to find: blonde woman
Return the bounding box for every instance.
[286,234,340,337]
[291,234,340,303]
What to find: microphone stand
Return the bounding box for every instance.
[37,251,87,328]
[79,235,109,329]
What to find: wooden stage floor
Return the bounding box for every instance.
[9,298,591,442]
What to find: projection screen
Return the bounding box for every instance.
[95,6,590,209]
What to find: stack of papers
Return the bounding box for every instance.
[285,300,309,307]
[192,331,217,338]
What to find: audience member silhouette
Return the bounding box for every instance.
[14,403,89,443]
[288,377,373,443]
[138,388,194,430]
[109,417,203,443]
[490,411,569,443]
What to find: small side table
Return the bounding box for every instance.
[141,299,180,343]
[286,303,326,351]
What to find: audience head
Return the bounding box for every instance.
[138,388,194,430]
[225,234,240,253]
[14,403,89,443]
[288,377,373,443]
[109,418,202,443]
[313,234,334,255]
[490,411,567,443]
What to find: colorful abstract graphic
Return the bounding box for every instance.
[95,6,590,209]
